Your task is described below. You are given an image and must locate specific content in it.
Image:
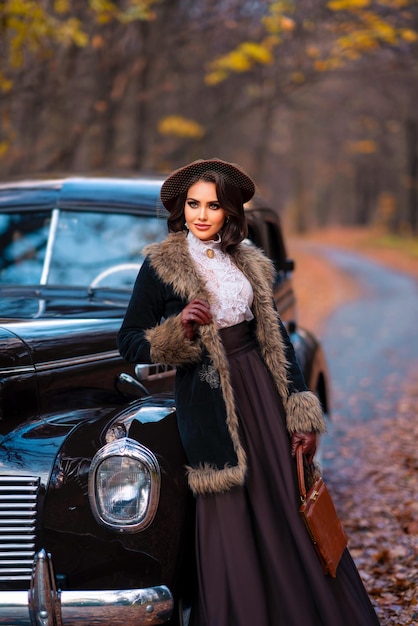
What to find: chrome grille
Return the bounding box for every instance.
[0,476,39,582]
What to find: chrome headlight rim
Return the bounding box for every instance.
[88,437,160,533]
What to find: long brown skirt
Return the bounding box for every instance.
[191,322,380,626]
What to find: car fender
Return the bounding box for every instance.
[41,396,192,594]
[288,324,330,416]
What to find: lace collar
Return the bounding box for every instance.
[187,231,223,259]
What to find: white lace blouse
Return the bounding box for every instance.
[187,232,254,329]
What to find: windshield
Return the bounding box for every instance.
[0,209,167,289]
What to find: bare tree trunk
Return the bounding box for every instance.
[354,163,379,226]
[405,118,418,234]
[289,111,309,233]
[251,102,276,185]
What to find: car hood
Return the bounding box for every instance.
[0,285,129,321]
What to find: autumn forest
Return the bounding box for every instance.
[1,0,417,233]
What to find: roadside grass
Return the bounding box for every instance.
[360,231,418,258]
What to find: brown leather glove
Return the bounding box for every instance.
[290,431,317,466]
[180,299,212,339]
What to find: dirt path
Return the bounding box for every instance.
[287,228,418,626]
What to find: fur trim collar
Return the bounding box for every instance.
[145,232,290,398]
[144,232,325,494]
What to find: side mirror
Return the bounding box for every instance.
[116,372,150,397]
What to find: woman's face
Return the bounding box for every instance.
[184,180,227,241]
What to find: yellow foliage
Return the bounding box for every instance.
[59,18,88,46]
[326,0,417,65]
[339,48,357,60]
[90,0,117,13]
[263,35,282,50]
[157,116,205,140]
[327,56,344,68]
[0,72,13,93]
[0,142,9,158]
[218,50,252,73]
[269,0,293,13]
[401,29,418,43]
[239,42,273,65]
[347,140,377,154]
[205,70,228,86]
[118,0,157,23]
[1,0,156,89]
[306,45,321,58]
[328,0,371,9]
[262,14,295,35]
[3,1,89,68]
[362,12,398,44]
[54,0,70,14]
[261,0,295,36]
[90,0,157,24]
[205,40,274,84]
[314,59,330,71]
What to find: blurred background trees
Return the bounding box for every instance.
[1,0,417,233]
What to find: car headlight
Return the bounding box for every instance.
[88,438,160,533]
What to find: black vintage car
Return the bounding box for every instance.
[0,177,329,626]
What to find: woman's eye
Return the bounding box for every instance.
[187,200,198,208]
[209,203,221,210]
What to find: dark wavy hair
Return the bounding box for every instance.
[167,170,248,252]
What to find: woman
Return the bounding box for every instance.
[117,158,380,626]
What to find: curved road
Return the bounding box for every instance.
[312,247,418,467]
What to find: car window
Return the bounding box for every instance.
[0,209,167,289]
[0,211,50,284]
[48,210,167,288]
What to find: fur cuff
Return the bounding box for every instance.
[145,315,202,366]
[285,391,326,434]
[186,462,247,496]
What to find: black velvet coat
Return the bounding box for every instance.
[117,231,325,495]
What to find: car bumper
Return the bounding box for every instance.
[0,550,173,625]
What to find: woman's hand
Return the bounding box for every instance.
[181,299,212,339]
[290,431,317,466]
